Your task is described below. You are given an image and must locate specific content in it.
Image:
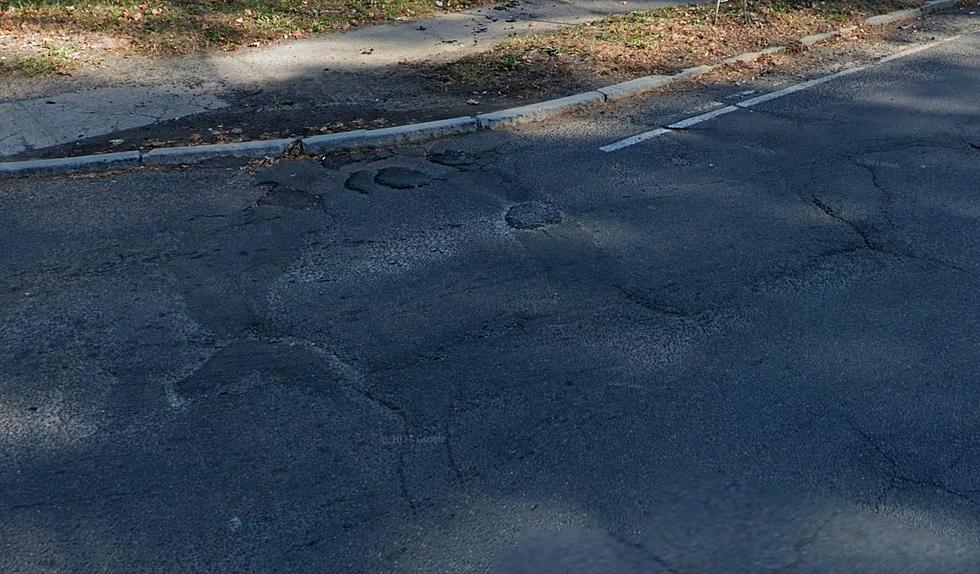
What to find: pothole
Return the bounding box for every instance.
[505,202,563,230]
[344,170,374,194]
[254,159,328,189]
[428,150,477,168]
[256,185,321,209]
[374,167,431,189]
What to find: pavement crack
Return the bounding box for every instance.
[808,194,968,275]
[606,529,678,573]
[240,326,407,421]
[850,422,980,511]
[613,284,702,320]
[239,325,418,513]
[854,161,894,206]
[444,387,467,485]
[809,194,878,251]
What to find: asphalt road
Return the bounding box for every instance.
[1,26,979,574]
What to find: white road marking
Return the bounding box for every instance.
[668,105,740,128]
[599,128,671,152]
[733,65,867,108]
[600,35,964,153]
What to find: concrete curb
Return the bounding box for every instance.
[721,46,786,65]
[866,0,956,24]
[0,151,139,177]
[597,75,674,101]
[476,92,606,129]
[142,138,294,165]
[302,116,478,154]
[0,0,959,178]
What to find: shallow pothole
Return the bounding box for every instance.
[505,202,563,229]
[344,170,375,194]
[374,167,431,189]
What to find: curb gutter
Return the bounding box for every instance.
[0,0,959,178]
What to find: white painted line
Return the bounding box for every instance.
[734,65,868,108]
[599,128,672,152]
[599,33,964,153]
[667,105,740,128]
[736,35,959,107]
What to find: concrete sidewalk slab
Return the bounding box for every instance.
[0,87,228,158]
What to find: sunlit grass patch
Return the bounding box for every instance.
[2,44,85,75]
[0,0,484,71]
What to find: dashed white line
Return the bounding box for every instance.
[733,65,867,108]
[667,105,741,128]
[599,128,672,152]
[600,34,964,153]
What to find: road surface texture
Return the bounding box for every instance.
[1,22,979,574]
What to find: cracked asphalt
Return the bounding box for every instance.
[1,26,979,574]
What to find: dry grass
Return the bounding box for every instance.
[426,0,925,96]
[0,0,479,74]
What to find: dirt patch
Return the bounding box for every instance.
[0,0,485,75]
[423,0,929,98]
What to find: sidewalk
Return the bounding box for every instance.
[0,0,691,159]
